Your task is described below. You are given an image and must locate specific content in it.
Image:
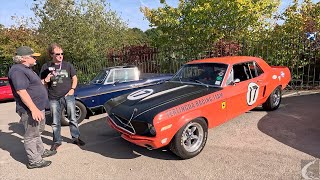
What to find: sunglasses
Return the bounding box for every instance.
[53,53,64,56]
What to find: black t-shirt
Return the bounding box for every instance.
[40,61,76,100]
[8,64,49,113]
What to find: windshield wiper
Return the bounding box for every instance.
[178,76,183,83]
[194,80,209,88]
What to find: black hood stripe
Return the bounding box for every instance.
[133,87,206,119]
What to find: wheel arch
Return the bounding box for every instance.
[264,84,282,100]
[75,98,93,117]
[165,110,209,144]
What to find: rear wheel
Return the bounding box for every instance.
[61,101,87,126]
[262,86,282,111]
[170,118,208,159]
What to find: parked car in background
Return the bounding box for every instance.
[58,66,172,125]
[105,56,291,159]
[0,77,14,101]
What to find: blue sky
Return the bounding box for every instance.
[0,0,318,31]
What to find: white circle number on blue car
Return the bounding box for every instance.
[247,82,259,106]
[127,89,154,100]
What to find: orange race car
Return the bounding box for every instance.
[104,56,291,159]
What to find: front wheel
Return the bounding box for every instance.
[262,86,282,111]
[61,101,87,126]
[169,118,208,159]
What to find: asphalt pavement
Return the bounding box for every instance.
[0,91,319,180]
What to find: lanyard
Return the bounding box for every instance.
[55,63,62,71]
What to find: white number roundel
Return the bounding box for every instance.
[127,89,154,100]
[247,82,259,106]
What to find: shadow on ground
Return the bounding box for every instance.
[77,117,179,160]
[0,99,15,104]
[0,122,71,164]
[257,93,320,158]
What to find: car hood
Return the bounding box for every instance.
[105,82,222,124]
[75,83,102,97]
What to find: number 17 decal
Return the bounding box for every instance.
[247,82,259,106]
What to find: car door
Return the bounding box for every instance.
[224,61,264,119]
[247,61,266,106]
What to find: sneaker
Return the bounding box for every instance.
[50,143,61,151]
[26,159,51,169]
[41,149,57,158]
[72,138,85,146]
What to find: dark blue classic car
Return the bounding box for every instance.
[61,66,172,125]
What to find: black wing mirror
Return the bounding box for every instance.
[113,80,120,86]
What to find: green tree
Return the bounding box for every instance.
[32,0,132,81]
[142,0,280,51]
[124,28,150,44]
[0,24,44,75]
[33,0,127,59]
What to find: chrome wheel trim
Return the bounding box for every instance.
[181,122,204,153]
[63,105,81,122]
[272,88,281,107]
[75,105,81,120]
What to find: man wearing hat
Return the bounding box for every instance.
[8,46,56,169]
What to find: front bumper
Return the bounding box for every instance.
[107,117,164,149]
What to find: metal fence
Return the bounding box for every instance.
[1,37,319,89]
[104,38,320,90]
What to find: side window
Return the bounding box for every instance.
[106,71,114,83]
[255,62,264,76]
[246,61,256,78]
[233,61,264,82]
[0,80,8,87]
[114,68,137,83]
[233,63,250,82]
[247,61,264,78]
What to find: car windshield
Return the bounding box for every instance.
[0,79,9,87]
[171,63,228,87]
[90,70,109,84]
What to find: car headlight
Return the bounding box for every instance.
[131,121,156,137]
[148,123,156,136]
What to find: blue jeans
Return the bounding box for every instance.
[50,95,80,144]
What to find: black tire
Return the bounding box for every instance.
[262,86,282,111]
[169,118,208,159]
[61,101,87,126]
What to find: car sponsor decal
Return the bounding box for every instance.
[272,75,277,80]
[164,92,223,119]
[247,82,259,106]
[215,81,221,85]
[127,89,154,100]
[221,101,226,109]
[216,76,223,81]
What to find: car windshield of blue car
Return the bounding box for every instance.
[91,70,109,84]
[171,63,228,87]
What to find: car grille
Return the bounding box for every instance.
[110,113,135,134]
[109,113,153,136]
